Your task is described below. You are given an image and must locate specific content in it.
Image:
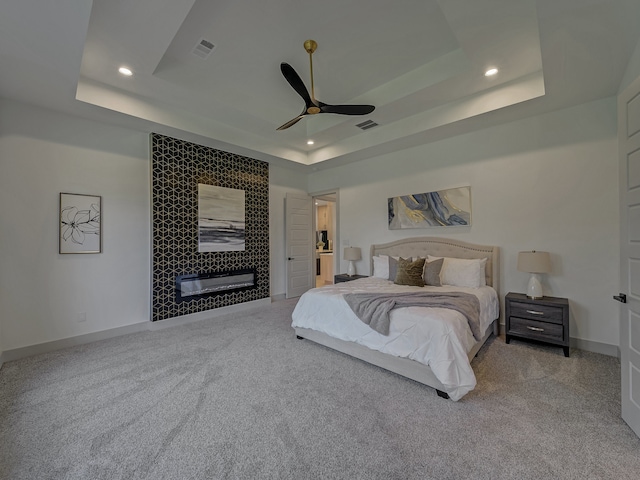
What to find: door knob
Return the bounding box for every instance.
[288,257,294,260]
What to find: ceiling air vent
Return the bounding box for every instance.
[192,38,216,59]
[355,119,379,131]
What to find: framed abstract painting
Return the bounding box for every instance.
[59,192,102,253]
[198,184,246,252]
[388,186,471,230]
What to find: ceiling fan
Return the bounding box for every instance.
[277,39,375,131]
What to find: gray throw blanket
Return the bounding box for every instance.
[343,291,482,340]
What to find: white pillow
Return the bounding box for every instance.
[428,255,487,288]
[372,255,389,279]
[479,257,487,286]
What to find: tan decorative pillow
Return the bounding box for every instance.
[394,257,426,287]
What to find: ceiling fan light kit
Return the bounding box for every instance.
[277,39,375,130]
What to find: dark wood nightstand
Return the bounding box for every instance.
[505,292,570,357]
[334,274,368,283]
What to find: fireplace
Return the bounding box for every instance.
[176,269,256,303]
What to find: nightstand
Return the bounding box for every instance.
[334,274,368,284]
[505,292,570,357]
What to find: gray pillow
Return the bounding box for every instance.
[388,256,399,281]
[424,258,444,286]
[394,257,426,287]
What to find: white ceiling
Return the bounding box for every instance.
[1,0,639,170]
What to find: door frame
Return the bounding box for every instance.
[311,189,340,283]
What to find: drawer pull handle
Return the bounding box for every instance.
[526,310,545,316]
[527,326,545,332]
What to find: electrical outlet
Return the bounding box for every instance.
[78,312,87,323]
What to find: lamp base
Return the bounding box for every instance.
[347,260,356,276]
[527,273,544,299]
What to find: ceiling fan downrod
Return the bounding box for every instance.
[304,39,320,113]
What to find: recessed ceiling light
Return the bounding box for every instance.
[485,68,498,77]
[118,67,133,76]
[307,140,314,145]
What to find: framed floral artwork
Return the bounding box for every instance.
[59,193,102,254]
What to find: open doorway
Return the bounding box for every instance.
[313,192,337,288]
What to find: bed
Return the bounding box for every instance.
[291,237,500,401]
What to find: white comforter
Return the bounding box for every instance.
[291,277,499,401]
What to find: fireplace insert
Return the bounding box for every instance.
[175,268,256,302]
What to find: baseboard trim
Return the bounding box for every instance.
[148,298,271,330]
[570,337,619,358]
[1,322,149,363]
[500,322,619,358]
[1,304,619,366]
[271,293,286,301]
[1,298,273,364]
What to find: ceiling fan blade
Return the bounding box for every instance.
[321,104,375,115]
[276,115,304,131]
[277,41,376,131]
[280,63,313,106]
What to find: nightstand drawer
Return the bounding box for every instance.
[509,301,564,324]
[505,292,570,356]
[508,317,563,342]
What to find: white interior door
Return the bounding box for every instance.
[285,193,313,299]
[618,74,640,438]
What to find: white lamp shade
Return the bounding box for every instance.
[517,251,551,273]
[517,251,551,299]
[343,247,361,261]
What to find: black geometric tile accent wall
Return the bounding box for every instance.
[151,133,270,321]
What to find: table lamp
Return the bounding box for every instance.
[344,247,361,276]
[517,251,551,299]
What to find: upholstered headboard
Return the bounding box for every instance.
[370,237,500,291]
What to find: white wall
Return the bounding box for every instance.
[0,95,622,352]
[0,99,307,354]
[0,100,151,352]
[308,97,620,349]
[619,37,640,94]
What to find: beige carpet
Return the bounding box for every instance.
[1,298,638,479]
